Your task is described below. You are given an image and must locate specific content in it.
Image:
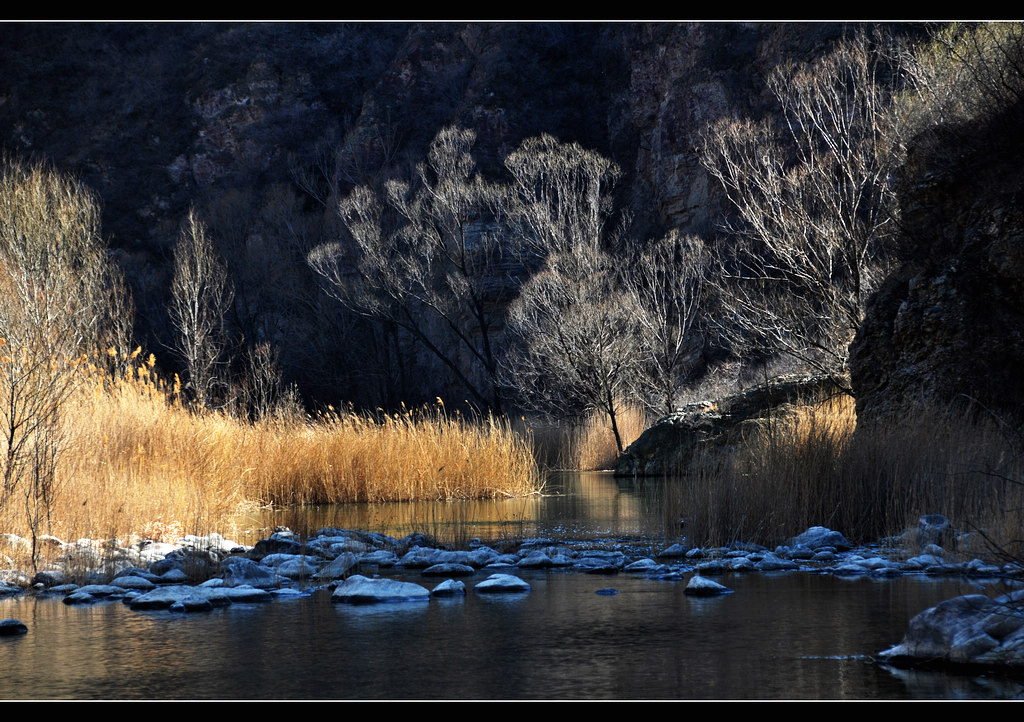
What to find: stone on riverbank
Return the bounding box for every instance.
[332,575,430,604]
[615,374,846,476]
[789,526,851,551]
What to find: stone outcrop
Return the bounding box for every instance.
[614,374,847,476]
[850,107,1024,427]
[879,590,1024,669]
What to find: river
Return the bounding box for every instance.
[1,473,1021,700]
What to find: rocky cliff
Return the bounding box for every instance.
[850,103,1024,427]
[0,22,894,406]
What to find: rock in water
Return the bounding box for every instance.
[684,575,733,596]
[431,579,467,597]
[0,618,28,635]
[474,574,531,593]
[879,590,1024,667]
[332,575,430,604]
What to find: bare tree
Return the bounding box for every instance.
[623,231,709,415]
[700,32,909,386]
[170,209,234,408]
[0,158,129,564]
[503,133,623,259]
[504,246,639,453]
[309,126,512,411]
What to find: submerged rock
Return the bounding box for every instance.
[332,575,430,604]
[0,618,28,635]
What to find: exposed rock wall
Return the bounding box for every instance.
[850,108,1024,427]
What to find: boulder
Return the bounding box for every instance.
[314,553,359,581]
[221,557,277,588]
[879,591,1024,668]
[431,579,467,597]
[422,563,475,577]
[615,374,847,476]
[332,575,430,604]
[474,574,531,594]
[684,575,733,596]
[789,526,851,551]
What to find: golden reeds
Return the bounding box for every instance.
[671,394,1024,555]
[570,402,650,471]
[0,352,540,552]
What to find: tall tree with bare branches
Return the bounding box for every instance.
[700,32,909,386]
[170,209,233,408]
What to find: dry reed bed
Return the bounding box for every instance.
[670,394,1024,555]
[0,365,539,548]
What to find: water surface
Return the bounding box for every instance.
[2,472,1022,700]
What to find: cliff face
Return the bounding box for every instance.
[850,108,1024,426]
[0,23,851,252]
[0,22,875,405]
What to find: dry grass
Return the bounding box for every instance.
[669,394,1024,556]
[521,402,651,471]
[569,403,650,471]
[0,355,540,555]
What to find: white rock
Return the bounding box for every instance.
[332,575,430,604]
[474,574,531,593]
[684,574,733,596]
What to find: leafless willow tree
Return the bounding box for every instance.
[170,209,234,408]
[309,126,512,411]
[700,32,909,386]
[504,133,623,259]
[623,231,709,415]
[504,246,639,453]
[0,158,129,564]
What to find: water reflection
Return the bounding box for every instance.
[3,471,1022,699]
[2,573,1017,699]
[241,472,667,546]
